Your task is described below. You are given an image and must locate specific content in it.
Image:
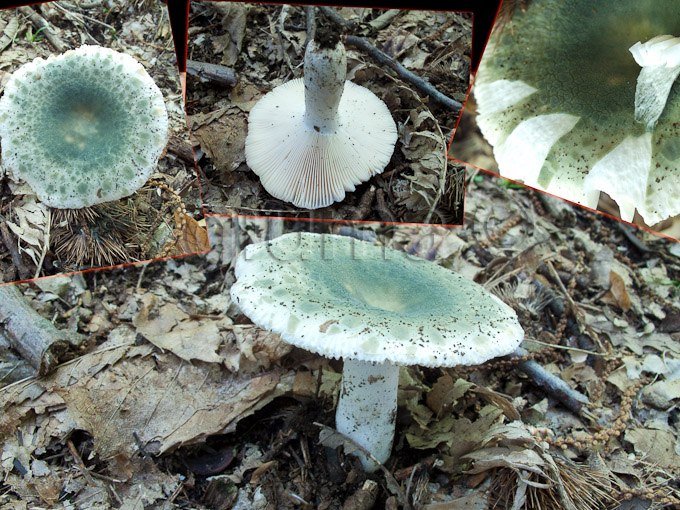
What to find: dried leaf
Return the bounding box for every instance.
[463,446,549,477]
[0,16,19,53]
[472,386,521,422]
[210,2,247,67]
[133,297,225,364]
[1,332,295,460]
[174,209,211,254]
[190,106,247,172]
[6,198,49,266]
[426,375,472,417]
[606,270,632,312]
[624,427,680,467]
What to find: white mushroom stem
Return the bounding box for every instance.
[303,39,346,133]
[335,359,399,472]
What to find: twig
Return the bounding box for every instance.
[186,60,236,88]
[525,338,607,356]
[305,5,316,48]
[376,188,396,223]
[344,34,463,111]
[315,422,413,510]
[507,347,589,415]
[167,135,198,166]
[33,209,50,280]
[277,4,294,73]
[547,260,577,312]
[424,157,446,224]
[53,2,116,33]
[18,6,68,53]
[78,0,104,8]
[318,5,354,28]
[368,10,402,31]
[0,221,31,282]
[67,439,96,485]
[616,223,652,253]
[349,185,376,221]
[0,285,85,375]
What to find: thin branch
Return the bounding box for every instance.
[186,60,236,88]
[317,5,354,28]
[0,285,85,375]
[34,208,50,280]
[508,347,590,415]
[344,34,462,111]
[18,5,68,53]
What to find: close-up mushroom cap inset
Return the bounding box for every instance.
[0,45,169,209]
[245,32,398,210]
[473,0,680,225]
[230,232,524,471]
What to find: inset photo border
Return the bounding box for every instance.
[186,2,471,226]
[449,0,680,240]
[0,1,208,285]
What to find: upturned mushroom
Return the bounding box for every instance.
[0,45,169,209]
[230,232,524,471]
[472,0,680,225]
[245,31,398,210]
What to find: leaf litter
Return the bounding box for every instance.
[2,179,680,508]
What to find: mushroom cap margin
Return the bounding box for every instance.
[0,45,169,209]
[230,233,524,367]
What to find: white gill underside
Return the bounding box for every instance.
[583,133,653,222]
[245,79,396,209]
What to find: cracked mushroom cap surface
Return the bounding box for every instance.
[230,233,524,367]
[473,0,680,225]
[0,45,169,209]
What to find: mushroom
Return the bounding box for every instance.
[245,31,398,210]
[472,0,680,225]
[0,45,169,209]
[229,232,524,471]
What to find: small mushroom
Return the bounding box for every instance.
[245,31,398,210]
[230,232,523,471]
[472,1,680,225]
[0,45,169,209]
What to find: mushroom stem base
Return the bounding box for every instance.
[335,359,399,472]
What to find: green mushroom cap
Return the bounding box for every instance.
[0,45,169,209]
[230,233,524,367]
[474,0,680,225]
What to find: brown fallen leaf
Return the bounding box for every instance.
[174,209,211,255]
[133,297,226,364]
[426,375,472,418]
[603,270,631,312]
[0,330,295,462]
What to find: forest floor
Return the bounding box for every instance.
[1,2,680,510]
[2,170,680,509]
